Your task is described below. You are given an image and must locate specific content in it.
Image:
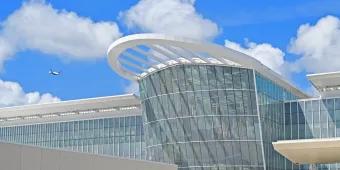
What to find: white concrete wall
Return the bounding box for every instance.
[0,142,176,170]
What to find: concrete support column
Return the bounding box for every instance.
[309,164,317,170]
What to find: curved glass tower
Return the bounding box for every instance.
[139,65,263,169]
[107,34,309,170]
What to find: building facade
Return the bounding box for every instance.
[106,34,314,170]
[1,34,340,170]
[0,115,145,159]
[140,65,263,169]
[283,97,340,169]
[0,94,145,160]
[137,64,304,170]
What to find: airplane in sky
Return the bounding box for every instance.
[49,69,61,76]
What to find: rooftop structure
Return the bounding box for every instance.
[107,33,308,98]
[0,94,140,127]
[308,71,340,97]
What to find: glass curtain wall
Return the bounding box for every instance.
[140,65,264,170]
[255,73,300,170]
[0,116,145,160]
[284,98,340,170]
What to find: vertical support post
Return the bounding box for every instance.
[309,164,316,170]
[253,70,267,170]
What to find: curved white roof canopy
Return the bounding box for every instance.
[273,138,340,164]
[107,34,308,98]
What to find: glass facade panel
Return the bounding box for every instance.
[140,65,264,170]
[0,116,145,160]
[284,98,340,169]
[255,72,300,170]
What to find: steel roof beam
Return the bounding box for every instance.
[122,51,156,69]
[162,45,194,63]
[148,44,180,61]
[131,47,168,64]
[119,58,147,73]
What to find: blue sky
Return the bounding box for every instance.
[0,0,340,106]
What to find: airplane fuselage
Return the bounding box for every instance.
[49,70,60,75]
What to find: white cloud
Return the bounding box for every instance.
[0,38,14,69]
[290,15,340,73]
[0,1,122,68]
[225,39,286,75]
[121,0,219,41]
[0,79,60,107]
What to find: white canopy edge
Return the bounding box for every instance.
[107,34,308,98]
[273,138,340,164]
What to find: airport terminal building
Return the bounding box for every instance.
[1,34,340,170]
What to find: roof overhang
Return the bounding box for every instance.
[308,71,340,97]
[273,138,340,164]
[107,33,308,98]
[0,94,141,127]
